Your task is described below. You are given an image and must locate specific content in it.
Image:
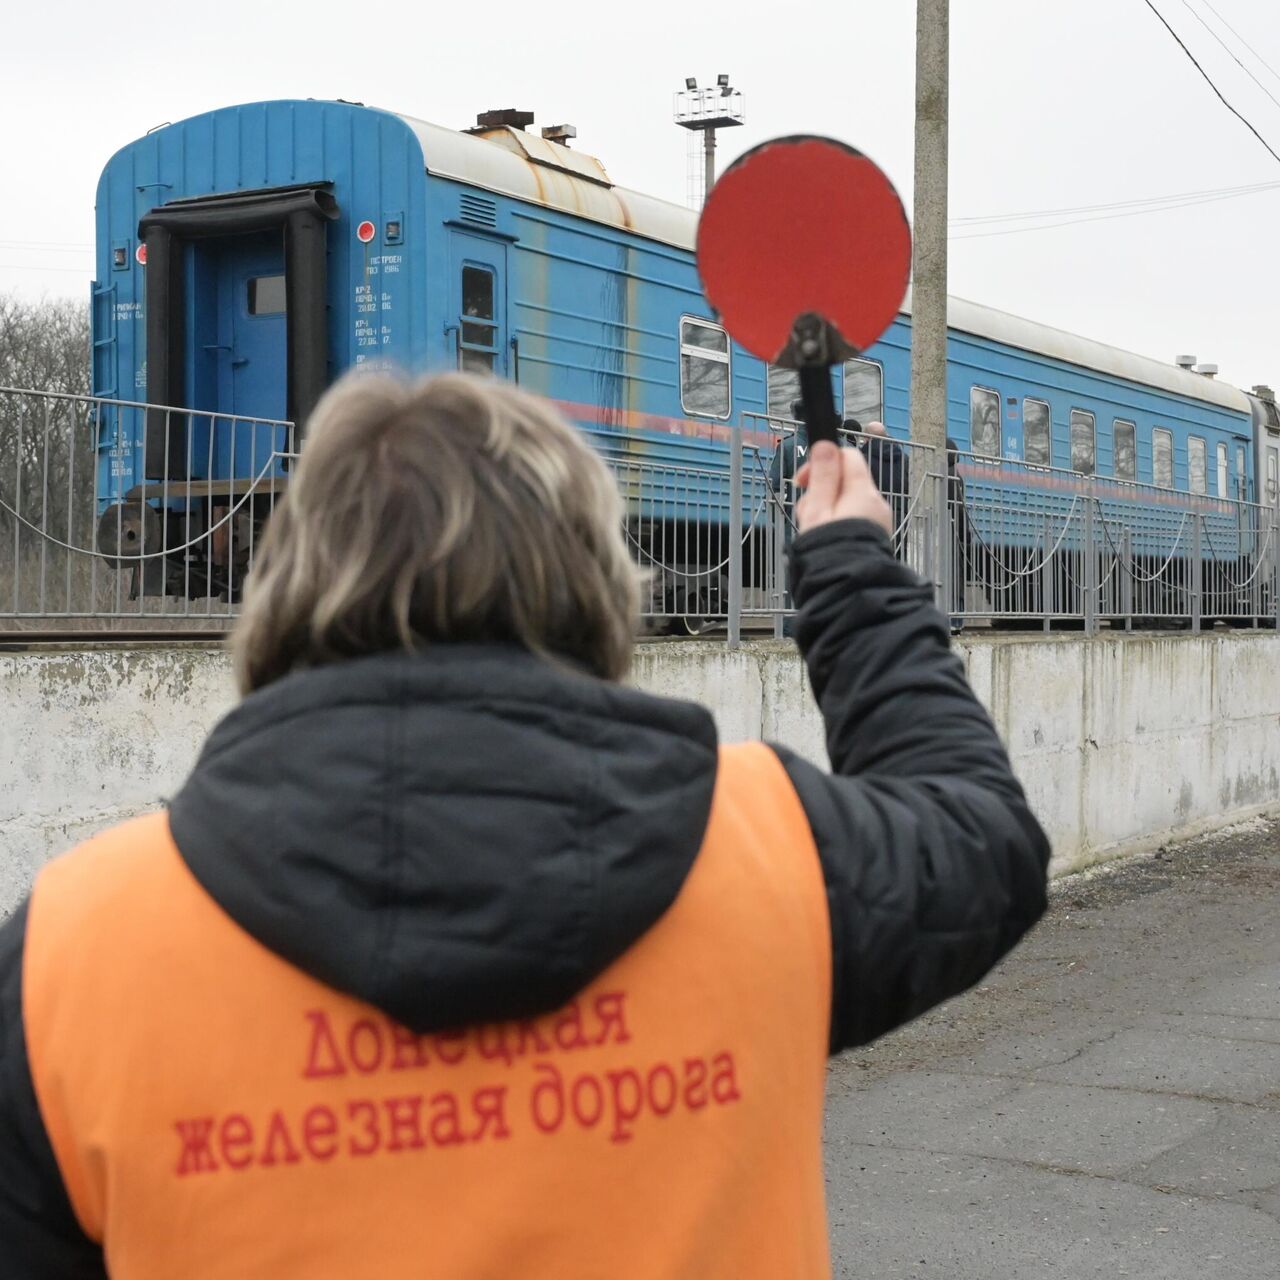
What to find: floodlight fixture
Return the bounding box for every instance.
[673,75,745,208]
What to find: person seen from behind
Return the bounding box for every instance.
[857,419,910,554]
[946,436,973,632]
[0,373,1049,1278]
[768,395,809,504]
[770,396,810,633]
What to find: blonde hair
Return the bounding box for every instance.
[232,372,641,693]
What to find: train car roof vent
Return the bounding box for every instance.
[541,124,577,148]
[479,125,613,188]
[1193,362,1218,379]
[1251,383,1275,402]
[467,109,612,187]
[1175,354,1197,370]
[468,108,535,133]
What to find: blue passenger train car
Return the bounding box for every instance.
[91,99,1280,609]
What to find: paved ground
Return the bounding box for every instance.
[824,816,1280,1279]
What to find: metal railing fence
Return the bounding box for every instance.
[950,449,1279,633]
[0,386,292,629]
[1,387,1276,638]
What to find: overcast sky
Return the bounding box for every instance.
[3,0,1279,388]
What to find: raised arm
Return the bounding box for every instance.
[773,443,1050,1051]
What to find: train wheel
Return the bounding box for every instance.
[96,501,160,560]
[678,615,720,637]
[660,573,726,636]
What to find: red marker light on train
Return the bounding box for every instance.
[356,220,376,243]
[135,244,147,266]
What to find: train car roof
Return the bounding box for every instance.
[379,106,1249,415]
[921,293,1251,414]
[396,110,699,255]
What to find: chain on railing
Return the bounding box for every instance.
[0,386,292,629]
[943,453,1278,632]
[2,388,1278,636]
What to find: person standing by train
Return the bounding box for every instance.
[770,397,809,631]
[0,373,1048,1277]
[858,420,910,554]
[946,437,973,632]
[769,396,810,507]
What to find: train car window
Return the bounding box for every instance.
[969,387,1000,456]
[680,318,731,418]
[1188,436,1207,494]
[460,265,497,373]
[1237,443,1248,500]
[463,266,493,322]
[1023,398,1051,466]
[1069,409,1095,475]
[1217,443,1228,497]
[766,365,800,420]
[1113,420,1136,481]
[842,358,883,428]
[248,275,287,315]
[1153,429,1174,488]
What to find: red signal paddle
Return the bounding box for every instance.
[697,136,912,445]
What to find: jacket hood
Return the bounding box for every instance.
[169,645,719,1034]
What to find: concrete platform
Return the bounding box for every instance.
[823,816,1280,1278]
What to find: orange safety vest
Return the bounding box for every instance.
[24,742,832,1279]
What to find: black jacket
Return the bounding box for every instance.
[862,436,909,502]
[0,519,1049,1275]
[862,436,910,542]
[767,429,807,504]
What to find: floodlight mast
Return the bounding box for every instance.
[674,75,744,207]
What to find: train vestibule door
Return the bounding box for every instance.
[217,234,288,424]
[448,231,508,378]
[190,231,291,478]
[206,233,290,480]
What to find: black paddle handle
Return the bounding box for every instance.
[788,310,843,447]
[798,364,841,447]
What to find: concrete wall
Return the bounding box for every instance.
[3,633,1279,911]
[634,633,1280,878]
[0,647,238,912]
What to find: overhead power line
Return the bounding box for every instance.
[0,243,93,256]
[1141,0,1280,167]
[1200,0,1280,89]
[951,176,1280,226]
[950,178,1280,239]
[0,263,92,274]
[1180,0,1280,115]
[0,238,92,249]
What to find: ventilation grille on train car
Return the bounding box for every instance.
[459,193,498,228]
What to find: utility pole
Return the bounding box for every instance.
[911,0,949,455]
[910,0,950,602]
[674,76,744,208]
